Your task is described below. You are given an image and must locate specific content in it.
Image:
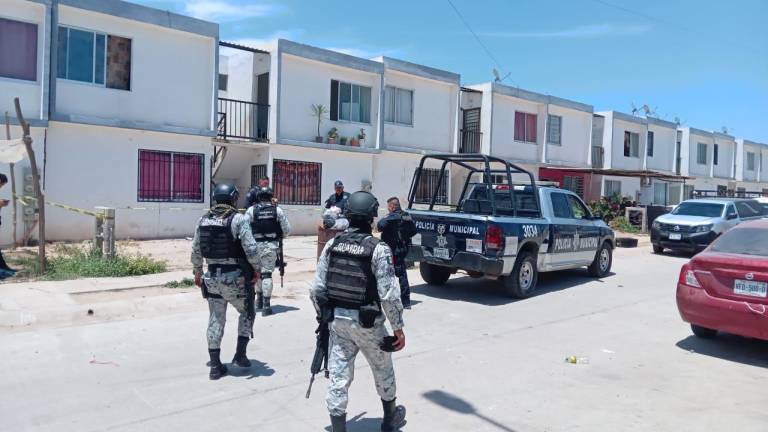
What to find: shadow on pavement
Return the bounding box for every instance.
[267,305,300,315]
[676,335,768,368]
[226,359,276,379]
[323,412,385,432]
[412,269,612,306]
[423,390,517,431]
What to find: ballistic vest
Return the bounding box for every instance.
[251,203,282,241]
[326,231,379,309]
[199,212,246,259]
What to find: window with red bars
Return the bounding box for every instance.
[273,159,322,205]
[514,111,537,143]
[138,150,204,202]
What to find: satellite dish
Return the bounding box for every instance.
[630,102,639,116]
[492,68,511,83]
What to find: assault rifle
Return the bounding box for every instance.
[305,292,333,398]
[239,259,256,322]
[278,237,286,289]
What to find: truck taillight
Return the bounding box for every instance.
[486,225,503,251]
[679,263,701,288]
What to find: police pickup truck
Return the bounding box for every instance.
[406,154,615,298]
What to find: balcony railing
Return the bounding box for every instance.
[217,98,269,142]
[591,146,604,168]
[459,129,482,153]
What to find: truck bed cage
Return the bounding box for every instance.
[407,153,542,218]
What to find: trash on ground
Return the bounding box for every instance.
[564,356,589,364]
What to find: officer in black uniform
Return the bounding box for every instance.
[324,180,352,212]
[191,183,261,380]
[247,187,291,316]
[377,197,417,308]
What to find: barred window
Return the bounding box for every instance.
[251,164,267,187]
[273,160,322,205]
[138,150,204,202]
[413,168,448,204]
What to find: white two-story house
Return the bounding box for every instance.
[589,111,685,205]
[214,39,460,234]
[678,127,737,197]
[1,0,218,244]
[735,139,768,195]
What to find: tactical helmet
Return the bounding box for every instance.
[255,186,274,202]
[344,191,379,219]
[212,183,239,206]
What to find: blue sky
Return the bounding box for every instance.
[136,0,768,142]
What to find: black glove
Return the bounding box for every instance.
[380,336,398,352]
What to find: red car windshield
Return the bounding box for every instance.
[710,228,768,256]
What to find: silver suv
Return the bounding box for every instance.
[651,198,763,254]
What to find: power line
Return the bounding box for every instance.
[446,0,513,84]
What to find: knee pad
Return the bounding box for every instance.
[261,272,272,279]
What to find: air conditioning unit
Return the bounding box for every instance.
[641,176,652,187]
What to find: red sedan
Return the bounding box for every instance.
[676,219,768,340]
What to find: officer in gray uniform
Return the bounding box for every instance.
[192,183,261,380]
[310,191,407,432]
[246,186,291,316]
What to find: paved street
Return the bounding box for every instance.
[1,246,767,432]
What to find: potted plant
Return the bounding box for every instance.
[340,136,348,146]
[327,127,338,144]
[350,136,358,147]
[310,104,328,143]
[358,128,367,147]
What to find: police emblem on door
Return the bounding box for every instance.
[436,224,448,247]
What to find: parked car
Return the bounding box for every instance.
[756,197,768,216]
[676,219,768,341]
[406,154,615,299]
[651,198,763,254]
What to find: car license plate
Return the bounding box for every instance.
[734,279,768,298]
[433,247,450,260]
[669,233,682,240]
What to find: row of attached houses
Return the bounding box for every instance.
[2,0,767,242]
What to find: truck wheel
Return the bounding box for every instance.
[652,245,664,254]
[420,263,451,286]
[502,252,538,299]
[588,242,612,277]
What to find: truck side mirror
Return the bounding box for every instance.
[727,213,738,220]
[591,212,603,221]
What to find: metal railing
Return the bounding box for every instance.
[591,146,604,168]
[217,98,269,142]
[459,129,482,153]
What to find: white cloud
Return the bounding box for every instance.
[481,24,650,39]
[184,1,282,22]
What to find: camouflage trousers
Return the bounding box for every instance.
[204,270,253,349]
[326,315,396,416]
[255,242,278,298]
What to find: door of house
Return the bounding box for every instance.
[256,73,269,140]
[461,108,481,153]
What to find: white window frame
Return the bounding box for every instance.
[0,15,40,84]
[624,131,640,158]
[384,85,414,126]
[696,142,707,165]
[57,25,132,91]
[337,80,372,124]
[604,179,622,197]
[547,114,562,145]
[515,111,537,144]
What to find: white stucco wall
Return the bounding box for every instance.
[545,105,590,167]
[0,0,47,121]
[382,70,457,153]
[56,6,215,131]
[712,136,735,179]
[688,131,713,177]
[42,122,212,241]
[490,92,542,163]
[738,141,761,182]
[601,175,641,201]
[646,123,676,173]
[609,118,646,171]
[278,54,380,148]
[460,90,482,110]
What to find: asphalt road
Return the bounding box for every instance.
[2,247,766,432]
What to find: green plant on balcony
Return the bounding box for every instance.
[310,104,328,143]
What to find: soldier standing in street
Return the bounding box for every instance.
[191,183,260,380]
[247,186,291,316]
[311,191,407,432]
[377,197,417,308]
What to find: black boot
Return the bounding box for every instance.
[256,293,264,311]
[330,414,347,432]
[262,297,272,317]
[381,398,406,432]
[231,336,252,368]
[208,349,228,380]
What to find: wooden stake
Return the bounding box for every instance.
[13,98,45,272]
[4,112,18,248]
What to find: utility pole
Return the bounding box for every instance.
[13,98,45,272]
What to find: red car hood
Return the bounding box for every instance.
[690,252,768,305]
